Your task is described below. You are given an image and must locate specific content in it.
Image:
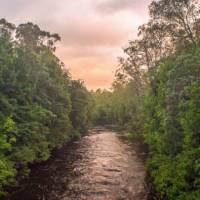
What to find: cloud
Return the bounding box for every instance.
[57,14,139,48]
[96,0,151,15]
[0,0,151,89]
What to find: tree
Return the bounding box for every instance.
[0,19,92,196]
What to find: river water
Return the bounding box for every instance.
[6,127,148,200]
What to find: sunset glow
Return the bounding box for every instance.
[0,0,151,89]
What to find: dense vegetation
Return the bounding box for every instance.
[1,0,200,199]
[0,19,92,196]
[92,0,200,199]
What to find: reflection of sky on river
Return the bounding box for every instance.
[68,131,146,199]
[6,129,147,200]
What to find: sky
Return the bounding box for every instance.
[0,0,151,90]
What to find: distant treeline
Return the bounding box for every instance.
[92,0,200,199]
[0,19,93,196]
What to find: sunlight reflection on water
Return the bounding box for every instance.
[7,128,147,200]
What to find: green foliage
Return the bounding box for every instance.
[141,49,200,199]
[0,19,92,195]
[70,80,93,134]
[0,117,17,196]
[1,0,199,198]
[91,82,143,132]
[92,1,200,199]
[0,159,16,196]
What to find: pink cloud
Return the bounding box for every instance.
[0,0,151,89]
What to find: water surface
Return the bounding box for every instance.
[6,127,147,200]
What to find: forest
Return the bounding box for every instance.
[92,0,200,199]
[0,19,92,196]
[0,0,200,199]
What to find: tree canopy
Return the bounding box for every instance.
[0,19,92,196]
[91,0,200,199]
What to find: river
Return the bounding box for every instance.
[5,127,148,200]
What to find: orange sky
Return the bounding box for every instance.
[0,0,151,90]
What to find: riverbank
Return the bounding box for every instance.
[3,127,149,200]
